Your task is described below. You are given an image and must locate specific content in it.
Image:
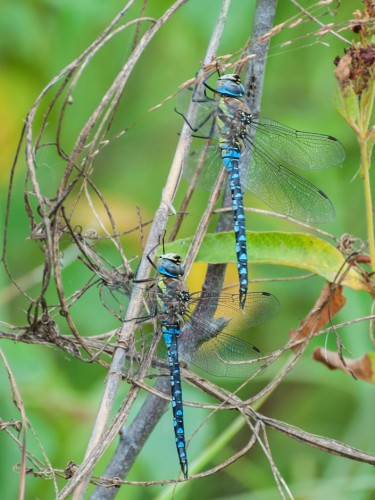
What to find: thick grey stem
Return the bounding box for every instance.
[244,0,278,115]
[90,376,170,500]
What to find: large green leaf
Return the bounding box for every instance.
[163,231,372,292]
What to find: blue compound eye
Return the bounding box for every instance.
[216,74,245,97]
[157,254,184,278]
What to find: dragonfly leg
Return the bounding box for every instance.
[121,309,157,324]
[146,239,164,270]
[202,66,221,94]
[133,237,165,280]
[174,107,216,135]
[202,81,217,94]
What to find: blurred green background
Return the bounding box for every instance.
[0,1,374,498]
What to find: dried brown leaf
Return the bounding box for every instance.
[289,283,346,351]
[312,349,375,383]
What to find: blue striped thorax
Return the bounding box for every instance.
[215,75,248,157]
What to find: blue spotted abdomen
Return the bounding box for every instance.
[162,328,188,478]
[220,145,248,308]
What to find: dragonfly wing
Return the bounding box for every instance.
[187,291,279,329]
[222,292,279,329]
[183,144,224,190]
[100,283,131,321]
[191,332,266,378]
[100,281,157,322]
[176,87,220,137]
[187,292,279,331]
[177,87,230,191]
[179,291,278,377]
[252,118,346,170]
[243,140,335,223]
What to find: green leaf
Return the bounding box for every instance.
[163,231,371,292]
[334,87,359,123]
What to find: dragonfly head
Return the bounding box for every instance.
[157,253,185,278]
[216,74,245,98]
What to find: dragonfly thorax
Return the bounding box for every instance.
[239,110,252,126]
[157,278,190,328]
[217,99,251,151]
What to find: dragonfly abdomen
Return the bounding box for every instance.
[220,145,248,308]
[162,329,188,478]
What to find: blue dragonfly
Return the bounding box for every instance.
[101,252,279,478]
[176,73,346,307]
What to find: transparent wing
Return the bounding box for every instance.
[181,291,279,377]
[100,280,164,377]
[243,137,335,223]
[178,86,225,191]
[101,283,279,379]
[100,282,132,321]
[187,291,279,330]
[100,280,157,322]
[192,333,265,378]
[252,118,346,170]
[176,86,220,138]
[183,144,223,190]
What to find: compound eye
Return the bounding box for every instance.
[157,254,185,278]
[216,79,245,97]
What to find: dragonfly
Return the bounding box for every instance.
[101,252,279,478]
[176,73,346,308]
